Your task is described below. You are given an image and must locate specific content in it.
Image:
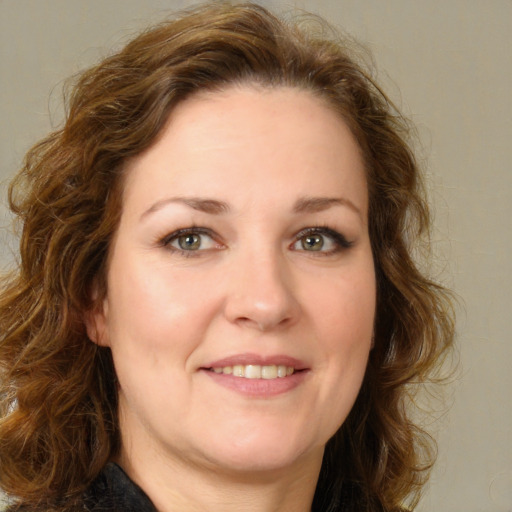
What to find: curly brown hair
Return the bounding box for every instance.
[0,2,454,511]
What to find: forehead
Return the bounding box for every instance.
[122,85,368,217]
[165,84,356,149]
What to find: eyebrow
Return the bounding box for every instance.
[141,197,230,219]
[292,196,363,219]
[140,195,362,220]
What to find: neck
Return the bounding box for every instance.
[117,445,323,512]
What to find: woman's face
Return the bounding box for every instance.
[89,86,376,477]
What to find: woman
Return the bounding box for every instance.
[0,2,454,511]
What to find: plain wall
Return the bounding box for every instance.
[1,1,511,510]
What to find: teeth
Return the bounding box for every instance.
[261,365,277,379]
[209,364,295,379]
[277,365,287,378]
[245,365,261,379]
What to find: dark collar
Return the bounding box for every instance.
[84,463,157,511]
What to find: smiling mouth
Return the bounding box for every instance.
[207,364,297,379]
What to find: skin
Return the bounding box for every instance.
[87,86,376,512]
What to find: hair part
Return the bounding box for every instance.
[0,2,454,511]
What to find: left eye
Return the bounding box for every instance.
[164,229,217,252]
[291,228,351,254]
[299,234,328,251]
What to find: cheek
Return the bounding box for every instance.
[312,267,376,344]
[104,256,223,367]
[309,265,376,395]
[104,264,203,407]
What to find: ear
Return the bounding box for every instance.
[84,283,110,347]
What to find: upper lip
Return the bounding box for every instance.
[203,353,308,370]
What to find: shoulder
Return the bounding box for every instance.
[3,464,156,512]
[83,463,156,512]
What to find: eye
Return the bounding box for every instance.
[292,227,353,255]
[301,234,326,251]
[162,228,219,254]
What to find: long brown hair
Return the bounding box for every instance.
[0,2,454,511]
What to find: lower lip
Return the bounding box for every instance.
[201,369,309,397]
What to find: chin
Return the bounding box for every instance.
[207,450,309,476]
[200,429,321,475]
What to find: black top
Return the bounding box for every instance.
[7,463,395,512]
[82,463,355,512]
[83,463,156,512]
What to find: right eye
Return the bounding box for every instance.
[162,228,219,254]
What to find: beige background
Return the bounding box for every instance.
[1,1,511,510]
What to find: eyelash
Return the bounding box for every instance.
[160,227,219,258]
[159,225,353,257]
[293,226,354,255]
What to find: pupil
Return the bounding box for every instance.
[179,234,200,250]
[303,235,323,251]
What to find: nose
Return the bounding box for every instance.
[223,249,301,332]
